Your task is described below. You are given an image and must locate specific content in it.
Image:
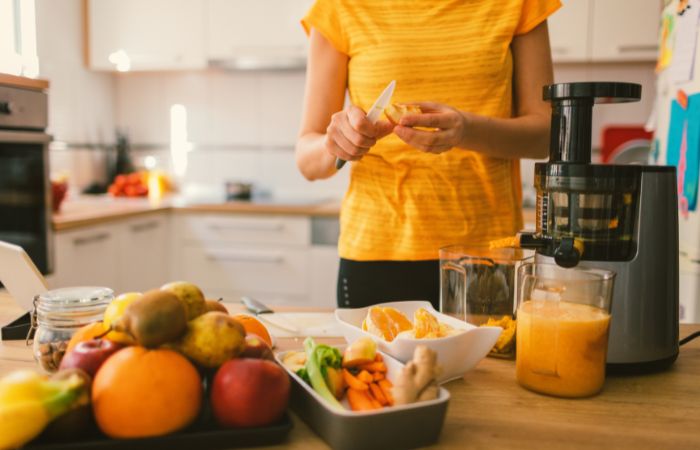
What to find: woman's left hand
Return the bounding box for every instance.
[393,102,468,154]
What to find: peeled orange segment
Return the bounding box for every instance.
[363,307,413,342]
[414,308,441,339]
[385,103,422,126]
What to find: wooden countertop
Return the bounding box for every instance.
[0,73,49,90]
[1,292,698,450]
[52,196,342,231]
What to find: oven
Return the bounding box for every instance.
[0,84,52,275]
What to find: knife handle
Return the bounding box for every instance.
[335,157,347,170]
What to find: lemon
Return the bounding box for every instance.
[103,292,142,344]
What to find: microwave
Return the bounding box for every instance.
[0,84,52,275]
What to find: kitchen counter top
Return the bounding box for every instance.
[1,292,699,450]
[0,73,49,90]
[53,195,342,231]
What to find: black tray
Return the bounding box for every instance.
[24,413,293,450]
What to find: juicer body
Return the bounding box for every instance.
[536,167,679,371]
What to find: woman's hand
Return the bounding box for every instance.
[325,106,394,163]
[393,102,468,154]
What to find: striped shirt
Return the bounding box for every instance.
[302,0,561,261]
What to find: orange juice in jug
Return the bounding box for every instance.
[516,299,611,398]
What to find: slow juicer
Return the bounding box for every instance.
[518,82,679,373]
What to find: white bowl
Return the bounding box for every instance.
[335,301,502,383]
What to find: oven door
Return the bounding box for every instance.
[0,130,53,275]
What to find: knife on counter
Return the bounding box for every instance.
[335,80,396,170]
[241,296,301,334]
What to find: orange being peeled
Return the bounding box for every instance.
[66,321,106,352]
[385,103,422,125]
[231,314,272,347]
[92,346,202,438]
[362,307,413,342]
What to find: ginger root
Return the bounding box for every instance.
[393,345,442,405]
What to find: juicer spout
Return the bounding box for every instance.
[494,232,584,268]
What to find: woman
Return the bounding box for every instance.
[297,1,560,309]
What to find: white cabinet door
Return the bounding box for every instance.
[119,215,170,293]
[206,0,311,66]
[548,0,590,62]
[87,0,206,71]
[309,246,339,308]
[53,224,121,290]
[590,0,660,62]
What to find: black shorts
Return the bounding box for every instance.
[337,258,440,310]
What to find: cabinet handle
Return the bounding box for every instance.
[73,233,110,246]
[618,44,657,53]
[206,251,284,264]
[130,221,159,233]
[208,222,285,232]
[0,101,12,115]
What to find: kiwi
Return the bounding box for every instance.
[114,290,187,348]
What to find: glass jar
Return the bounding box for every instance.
[31,286,113,372]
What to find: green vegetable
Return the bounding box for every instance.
[303,337,344,410]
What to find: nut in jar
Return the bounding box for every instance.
[30,287,113,372]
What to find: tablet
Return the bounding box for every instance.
[0,241,49,312]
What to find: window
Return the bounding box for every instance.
[0,0,38,77]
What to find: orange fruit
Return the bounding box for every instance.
[92,346,202,438]
[231,314,272,347]
[362,307,413,342]
[66,321,106,352]
[414,308,441,339]
[385,103,422,125]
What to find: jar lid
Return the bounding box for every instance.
[35,287,114,327]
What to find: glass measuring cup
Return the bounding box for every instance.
[439,245,533,358]
[515,263,615,397]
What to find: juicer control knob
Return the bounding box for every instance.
[553,237,581,268]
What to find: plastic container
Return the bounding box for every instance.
[278,347,449,450]
[31,287,113,372]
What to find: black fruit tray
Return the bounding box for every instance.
[24,413,293,450]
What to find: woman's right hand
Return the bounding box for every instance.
[324,105,394,163]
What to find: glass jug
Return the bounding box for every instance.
[439,245,533,358]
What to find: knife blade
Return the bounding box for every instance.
[335,80,396,170]
[240,296,300,334]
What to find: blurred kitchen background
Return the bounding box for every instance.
[5,0,697,318]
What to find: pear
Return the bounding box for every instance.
[175,312,246,368]
[112,290,187,348]
[161,281,207,320]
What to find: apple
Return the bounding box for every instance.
[59,339,124,378]
[211,359,290,428]
[239,333,274,360]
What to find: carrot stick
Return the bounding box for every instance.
[378,379,394,405]
[357,370,374,384]
[342,368,368,390]
[365,389,382,409]
[347,388,375,411]
[373,371,385,381]
[374,353,383,362]
[357,361,388,373]
[370,383,388,406]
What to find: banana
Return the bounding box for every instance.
[0,370,89,450]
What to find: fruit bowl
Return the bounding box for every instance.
[335,301,502,382]
[278,347,449,450]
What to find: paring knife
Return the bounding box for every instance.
[241,296,300,334]
[335,80,396,170]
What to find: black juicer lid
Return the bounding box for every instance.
[544,82,642,164]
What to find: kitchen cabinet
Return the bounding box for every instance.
[53,223,120,290]
[118,215,170,292]
[86,0,206,71]
[548,0,661,63]
[206,0,313,69]
[51,214,170,293]
[172,212,337,307]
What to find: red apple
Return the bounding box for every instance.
[59,339,124,378]
[211,359,290,428]
[239,333,274,360]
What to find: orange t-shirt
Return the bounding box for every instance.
[302,0,561,261]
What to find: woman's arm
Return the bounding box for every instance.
[296,29,394,180]
[394,21,554,160]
